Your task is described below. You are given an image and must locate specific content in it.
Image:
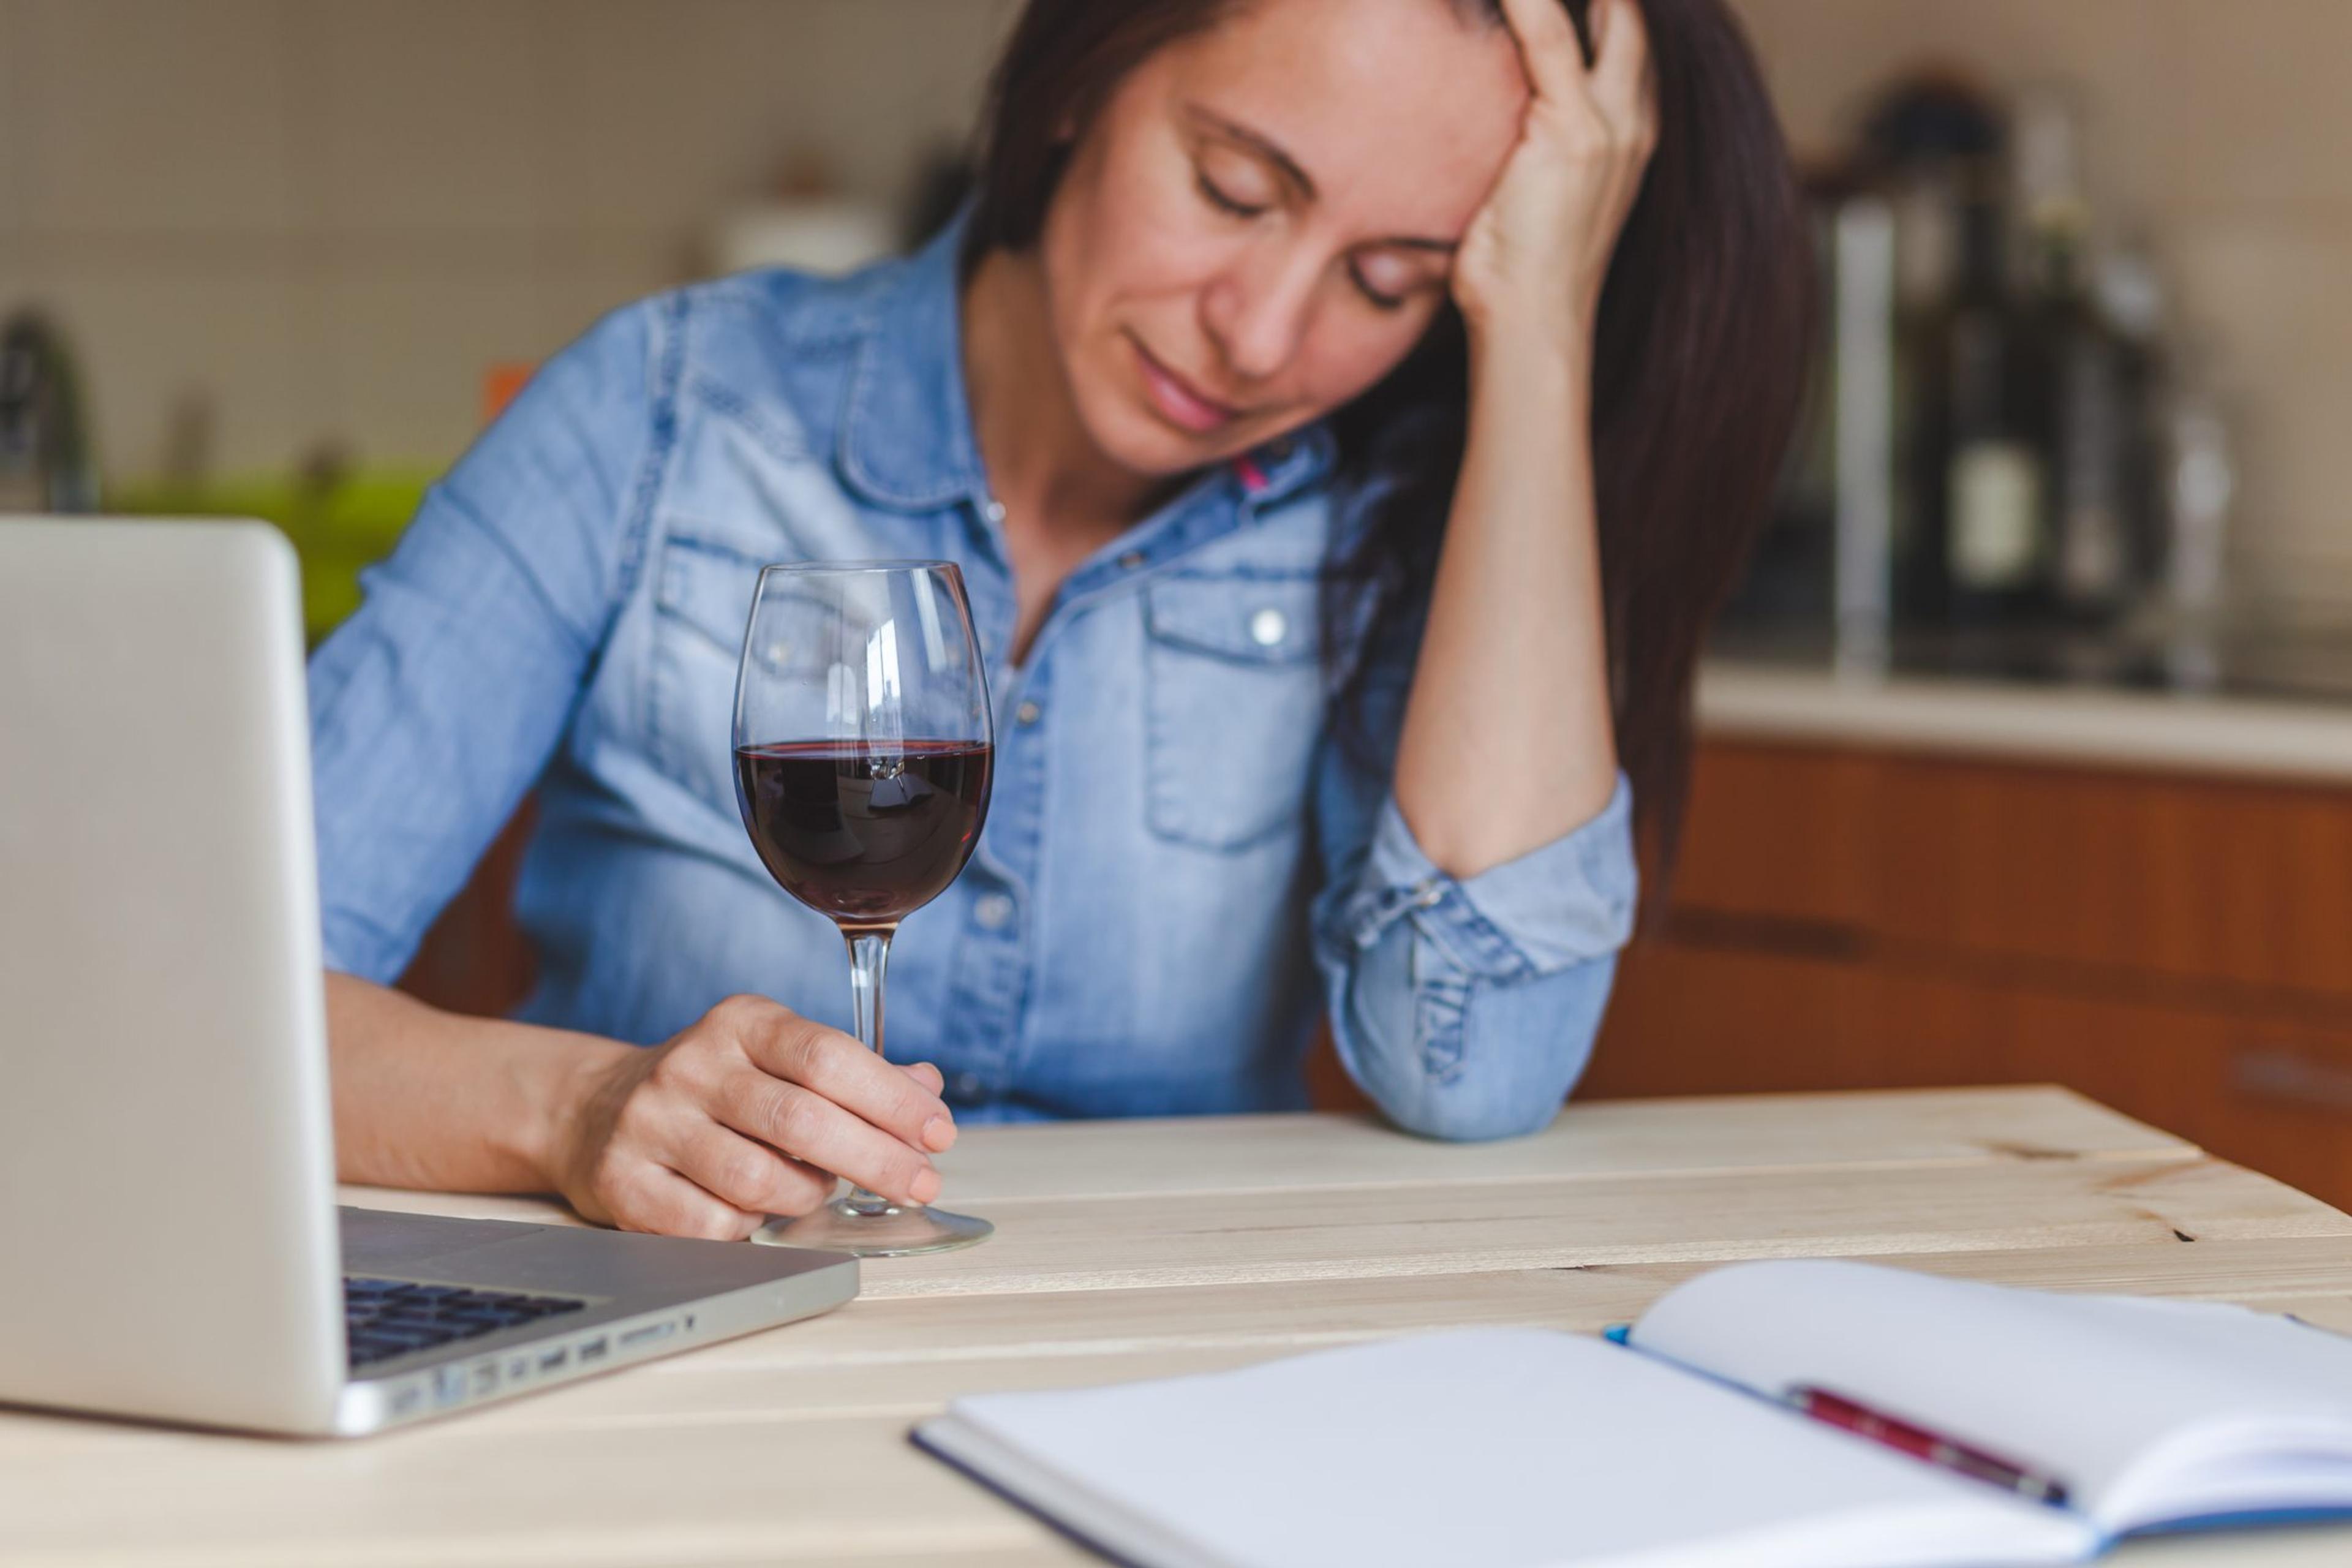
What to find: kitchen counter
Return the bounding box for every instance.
[1697,658,2352,783]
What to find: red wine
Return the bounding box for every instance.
[734,740,992,928]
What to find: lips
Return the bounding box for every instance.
[1128,334,1241,435]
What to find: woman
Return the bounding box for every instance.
[313,0,1807,1238]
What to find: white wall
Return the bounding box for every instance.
[4,0,2345,619]
[0,0,1017,475]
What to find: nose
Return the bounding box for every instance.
[1199,242,1322,385]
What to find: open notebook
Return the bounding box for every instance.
[913,1259,2352,1568]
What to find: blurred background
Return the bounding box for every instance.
[7,1,2352,1204]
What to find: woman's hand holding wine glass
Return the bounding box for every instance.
[728,561,997,1255]
[538,562,993,1254]
[545,993,958,1242]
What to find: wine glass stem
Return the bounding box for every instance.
[842,925,897,1216]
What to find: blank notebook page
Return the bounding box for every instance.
[1630,1259,2352,1529]
[922,1328,2094,1568]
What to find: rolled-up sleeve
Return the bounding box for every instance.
[308,300,664,984]
[1310,637,1638,1141]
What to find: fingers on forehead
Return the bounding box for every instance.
[1498,0,1585,93]
[1592,0,1656,107]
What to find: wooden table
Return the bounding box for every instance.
[13,1085,2352,1565]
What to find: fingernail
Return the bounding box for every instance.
[922,1115,956,1151]
[911,1168,943,1204]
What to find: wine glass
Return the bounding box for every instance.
[731,561,995,1257]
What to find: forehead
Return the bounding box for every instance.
[1152,0,1529,240]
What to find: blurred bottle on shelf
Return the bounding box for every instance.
[1724,77,2006,660]
[2153,347,2237,690]
[1830,191,1895,676]
[1923,168,2052,625]
[2011,88,2136,624]
[1861,73,2005,628]
[1736,69,2205,668]
[2094,239,2172,611]
[0,310,100,514]
[1855,74,2064,628]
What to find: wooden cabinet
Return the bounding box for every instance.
[1586,740,2352,1210]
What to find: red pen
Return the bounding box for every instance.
[1785,1385,2072,1508]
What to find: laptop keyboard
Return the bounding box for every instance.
[344,1276,589,1368]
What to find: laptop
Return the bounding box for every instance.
[0,516,858,1436]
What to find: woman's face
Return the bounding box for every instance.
[1036,0,1530,476]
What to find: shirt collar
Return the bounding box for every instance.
[835,210,1336,516]
[1227,422,1335,508]
[836,217,989,513]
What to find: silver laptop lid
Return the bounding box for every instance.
[0,517,345,1429]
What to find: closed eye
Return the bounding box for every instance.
[1348,260,1410,312]
[1196,169,1267,219]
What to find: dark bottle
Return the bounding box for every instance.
[2012,91,2133,624]
[0,311,100,514]
[1859,74,2007,630]
[2094,242,2172,611]
[1914,186,2052,625]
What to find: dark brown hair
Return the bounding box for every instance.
[969,0,1811,876]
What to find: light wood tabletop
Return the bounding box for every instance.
[12,1084,2352,1566]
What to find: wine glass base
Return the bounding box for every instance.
[752,1196,993,1257]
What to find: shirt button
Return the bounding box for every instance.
[1249,608,1289,647]
[1117,550,1146,571]
[982,498,1007,525]
[1414,879,1445,908]
[951,1071,983,1099]
[974,893,1015,930]
[1014,699,1042,726]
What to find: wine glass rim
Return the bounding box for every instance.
[755,558,963,578]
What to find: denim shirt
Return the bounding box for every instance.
[307,219,1638,1138]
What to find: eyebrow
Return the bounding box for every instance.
[1183,104,1460,255]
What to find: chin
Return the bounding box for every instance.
[1115,416,1235,478]
[1073,366,1239,480]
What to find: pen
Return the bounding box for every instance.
[1600,1328,2073,1509]
[1785,1385,2072,1508]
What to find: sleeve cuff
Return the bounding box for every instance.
[1327,774,1639,980]
[320,905,410,987]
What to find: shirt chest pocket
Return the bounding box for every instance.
[645,529,766,820]
[1143,571,1327,851]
